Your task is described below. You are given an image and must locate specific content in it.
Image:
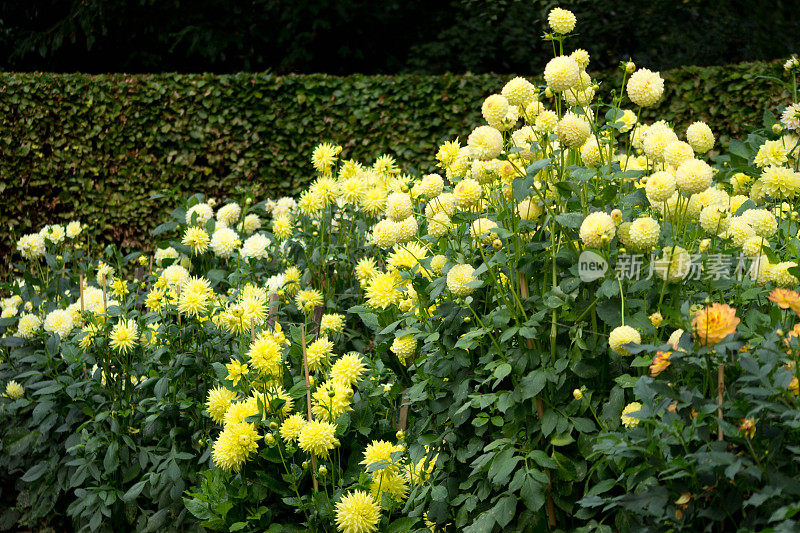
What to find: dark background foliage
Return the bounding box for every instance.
[0,61,790,278]
[1,0,798,74]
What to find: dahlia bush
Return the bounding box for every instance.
[2,6,800,532]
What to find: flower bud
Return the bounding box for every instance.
[610,209,623,223]
[626,61,636,73]
[544,88,554,98]
[265,433,275,445]
[649,312,663,328]
[573,388,583,400]
[396,430,405,441]
[318,466,327,476]
[772,124,783,135]
[492,239,503,250]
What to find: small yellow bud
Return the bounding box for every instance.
[544,88,554,98]
[265,433,275,445]
[772,124,784,135]
[649,312,663,328]
[698,238,711,252]
[492,239,503,250]
[302,461,309,470]
[308,376,315,387]
[573,389,584,400]
[464,316,471,323]
[246,197,252,205]
[318,466,327,476]
[396,430,405,441]
[626,61,636,73]
[610,209,623,223]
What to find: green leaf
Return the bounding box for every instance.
[22,462,49,483]
[123,480,148,502]
[493,363,512,381]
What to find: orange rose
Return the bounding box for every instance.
[692,303,740,346]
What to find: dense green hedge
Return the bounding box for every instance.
[0,60,790,276]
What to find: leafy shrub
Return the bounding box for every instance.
[0,60,790,278]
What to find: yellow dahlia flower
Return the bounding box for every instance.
[548,7,576,33]
[621,402,643,428]
[759,166,800,199]
[335,490,380,533]
[501,77,535,107]
[627,217,660,252]
[653,245,692,282]
[544,56,580,92]
[109,319,138,354]
[686,121,715,153]
[481,94,510,127]
[212,422,259,472]
[331,352,367,387]
[206,386,237,424]
[453,178,482,209]
[645,170,677,203]
[609,325,641,356]
[5,380,24,400]
[676,158,713,194]
[557,112,591,148]
[467,125,503,160]
[626,68,664,107]
[390,334,417,365]
[446,263,477,297]
[579,211,615,248]
[298,419,337,457]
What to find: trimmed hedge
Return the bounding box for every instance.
[0,60,790,275]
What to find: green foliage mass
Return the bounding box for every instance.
[0,60,789,277]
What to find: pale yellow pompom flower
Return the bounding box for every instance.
[446,264,477,297]
[535,109,558,134]
[676,159,713,194]
[645,171,677,204]
[419,173,444,197]
[390,335,417,365]
[372,219,400,249]
[501,77,535,107]
[663,140,694,169]
[626,68,664,107]
[579,211,615,248]
[621,402,643,428]
[570,49,590,69]
[653,246,692,282]
[481,94,509,127]
[609,325,641,356]
[769,261,799,288]
[544,56,580,92]
[467,125,503,160]
[686,121,715,153]
[385,192,413,221]
[453,178,482,209]
[557,112,591,148]
[627,217,660,252]
[548,7,576,34]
